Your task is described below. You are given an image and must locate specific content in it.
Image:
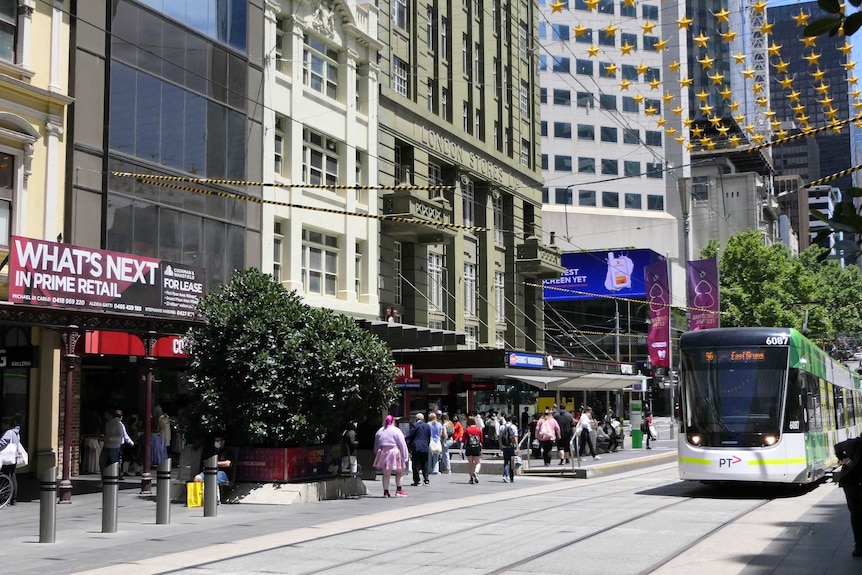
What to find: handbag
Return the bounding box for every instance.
[186,481,204,507]
[429,438,442,454]
[531,439,539,449]
[16,443,28,468]
[514,455,523,467]
[0,442,16,466]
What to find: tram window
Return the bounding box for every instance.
[848,390,857,428]
[784,369,804,433]
[805,373,822,432]
[836,387,845,429]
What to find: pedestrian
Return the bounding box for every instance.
[100,409,132,475]
[499,414,518,483]
[536,410,560,466]
[427,412,444,474]
[520,407,530,436]
[835,436,862,557]
[485,410,498,447]
[441,413,455,473]
[452,415,464,459]
[529,413,541,458]
[406,412,431,486]
[577,406,601,460]
[341,421,359,475]
[194,433,232,484]
[643,410,655,450]
[0,417,22,505]
[463,416,484,483]
[373,415,409,497]
[604,409,621,453]
[555,404,575,465]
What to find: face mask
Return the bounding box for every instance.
[214,441,222,450]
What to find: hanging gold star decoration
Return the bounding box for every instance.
[849,75,860,85]
[693,32,710,48]
[587,44,600,57]
[755,95,769,106]
[759,21,774,35]
[695,88,710,102]
[815,82,830,95]
[677,14,693,29]
[573,23,588,37]
[732,51,746,65]
[704,138,716,150]
[645,105,658,116]
[787,90,801,102]
[819,95,834,106]
[751,0,768,15]
[801,35,817,48]
[683,118,694,128]
[709,115,723,128]
[775,129,788,139]
[728,134,741,147]
[719,85,733,100]
[851,88,862,99]
[791,102,805,113]
[623,0,636,6]
[675,135,686,144]
[772,59,790,74]
[792,9,810,27]
[662,91,674,104]
[830,119,843,134]
[700,102,714,114]
[669,60,681,73]
[854,101,862,110]
[717,124,730,136]
[825,107,839,119]
[633,93,646,104]
[752,83,764,94]
[843,60,857,71]
[708,71,725,85]
[654,38,668,52]
[797,113,810,124]
[733,113,745,124]
[550,0,566,13]
[641,20,655,34]
[636,62,650,75]
[620,41,635,55]
[698,54,715,69]
[672,105,684,116]
[604,63,618,75]
[751,133,766,144]
[742,67,755,79]
[767,42,782,58]
[648,78,661,90]
[803,51,821,66]
[679,76,693,88]
[666,126,677,136]
[777,76,794,90]
[584,0,599,11]
[691,126,704,138]
[713,7,731,24]
[743,123,756,134]
[811,68,826,81]
[620,79,632,90]
[685,142,695,151]
[769,119,781,130]
[839,41,854,57]
[604,22,619,37]
[656,117,668,127]
[720,29,737,43]
[729,100,741,112]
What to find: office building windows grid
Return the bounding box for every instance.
[624,160,640,177]
[555,122,572,138]
[578,157,595,173]
[273,220,283,282]
[625,192,642,209]
[555,187,572,204]
[556,155,573,171]
[647,194,664,210]
[600,126,617,143]
[602,191,619,207]
[579,189,596,206]
[555,89,572,105]
[392,57,408,96]
[274,115,285,175]
[577,124,593,140]
[601,158,618,175]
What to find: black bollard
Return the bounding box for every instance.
[156,458,171,524]
[39,467,57,543]
[101,462,119,533]
[203,454,217,517]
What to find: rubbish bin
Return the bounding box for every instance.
[631,429,643,449]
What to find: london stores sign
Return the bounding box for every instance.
[8,236,205,319]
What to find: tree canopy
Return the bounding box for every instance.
[702,231,862,340]
[180,268,398,447]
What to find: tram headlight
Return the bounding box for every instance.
[764,435,778,446]
[688,434,702,446]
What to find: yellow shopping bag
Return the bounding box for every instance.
[186,481,203,508]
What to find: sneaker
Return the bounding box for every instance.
[502,476,509,483]
[395,489,408,497]
[473,473,480,484]
[423,479,430,485]
[558,460,564,465]
[410,482,420,487]
[593,455,601,460]
[469,476,475,484]
[565,459,570,464]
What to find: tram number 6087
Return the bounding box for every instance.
[765,336,789,345]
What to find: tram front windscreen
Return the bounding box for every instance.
[680,346,789,446]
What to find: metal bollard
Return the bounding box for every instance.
[203,455,218,517]
[39,467,57,543]
[101,462,119,533]
[156,458,171,524]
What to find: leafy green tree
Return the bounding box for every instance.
[181,268,397,447]
[701,231,862,338]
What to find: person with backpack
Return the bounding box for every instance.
[498,414,519,483]
[536,410,560,466]
[463,416,484,484]
[554,404,575,465]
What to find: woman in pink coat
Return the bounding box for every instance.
[373,415,410,497]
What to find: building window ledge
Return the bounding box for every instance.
[0,60,35,82]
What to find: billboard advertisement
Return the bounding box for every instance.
[543,249,663,301]
[8,236,205,319]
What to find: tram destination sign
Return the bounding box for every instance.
[8,236,205,319]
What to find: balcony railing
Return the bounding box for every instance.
[515,236,564,279]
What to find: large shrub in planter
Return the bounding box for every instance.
[182,268,397,447]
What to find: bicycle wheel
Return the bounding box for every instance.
[0,474,11,509]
